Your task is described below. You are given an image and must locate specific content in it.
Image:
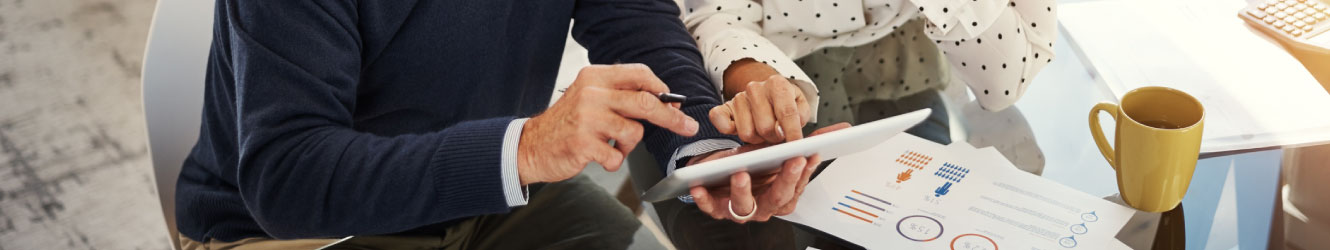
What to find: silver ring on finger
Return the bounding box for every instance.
[728,200,757,221]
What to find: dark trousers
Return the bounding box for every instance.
[182,174,640,250]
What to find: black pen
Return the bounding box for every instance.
[657,93,687,103]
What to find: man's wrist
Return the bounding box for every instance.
[516,117,539,186]
[666,139,742,176]
[684,150,722,167]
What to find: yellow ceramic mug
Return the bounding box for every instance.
[1089,86,1205,212]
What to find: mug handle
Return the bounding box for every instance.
[1089,103,1120,170]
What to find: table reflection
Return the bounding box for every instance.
[956,101,1046,176]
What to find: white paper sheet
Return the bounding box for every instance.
[1059,0,1330,153]
[780,134,1136,250]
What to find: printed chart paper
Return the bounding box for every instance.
[781,134,1135,249]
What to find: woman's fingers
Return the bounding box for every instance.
[811,122,852,137]
[690,186,725,220]
[769,156,806,207]
[729,172,756,223]
[745,82,783,142]
[768,79,806,142]
[709,104,737,135]
[778,154,822,215]
[731,92,763,144]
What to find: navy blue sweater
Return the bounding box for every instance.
[177,0,734,241]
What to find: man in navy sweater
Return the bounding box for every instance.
[174,0,734,248]
[176,0,834,248]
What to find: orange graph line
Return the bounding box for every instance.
[833,207,873,223]
[846,204,878,218]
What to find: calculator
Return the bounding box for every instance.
[1240,0,1330,53]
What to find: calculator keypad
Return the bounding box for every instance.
[1248,0,1330,38]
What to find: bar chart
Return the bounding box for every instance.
[832,189,893,225]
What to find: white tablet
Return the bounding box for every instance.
[640,108,931,202]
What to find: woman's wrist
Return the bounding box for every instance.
[722,58,783,99]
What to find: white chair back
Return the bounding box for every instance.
[140,0,215,248]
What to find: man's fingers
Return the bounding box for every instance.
[592,115,644,156]
[709,104,737,135]
[578,64,670,94]
[729,172,756,223]
[581,138,625,172]
[604,90,698,136]
[810,122,852,137]
[731,93,762,144]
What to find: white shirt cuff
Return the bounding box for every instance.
[665,139,742,176]
[501,118,530,207]
[667,139,742,203]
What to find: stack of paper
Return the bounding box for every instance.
[780,134,1136,250]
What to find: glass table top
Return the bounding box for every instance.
[930,30,1287,250]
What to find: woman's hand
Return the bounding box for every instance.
[684,123,851,223]
[709,74,812,144]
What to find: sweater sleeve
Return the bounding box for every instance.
[221,0,511,239]
[571,0,741,172]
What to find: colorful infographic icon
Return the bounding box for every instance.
[1070,223,1088,235]
[1081,211,1098,222]
[934,162,969,183]
[935,182,953,197]
[896,215,944,242]
[897,151,933,169]
[1059,235,1078,248]
[951,233,998,250]
[897,169,915,183]
[896,151,931,183]
[933,163,968,197]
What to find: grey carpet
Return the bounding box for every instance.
[0,0,171,249]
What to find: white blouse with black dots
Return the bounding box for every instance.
[683,0,1058,113]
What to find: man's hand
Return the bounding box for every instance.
[711,64,811,144]
[517,64,700,185]
[686,123,851,223]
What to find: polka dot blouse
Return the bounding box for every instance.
[683,0,1058,113]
